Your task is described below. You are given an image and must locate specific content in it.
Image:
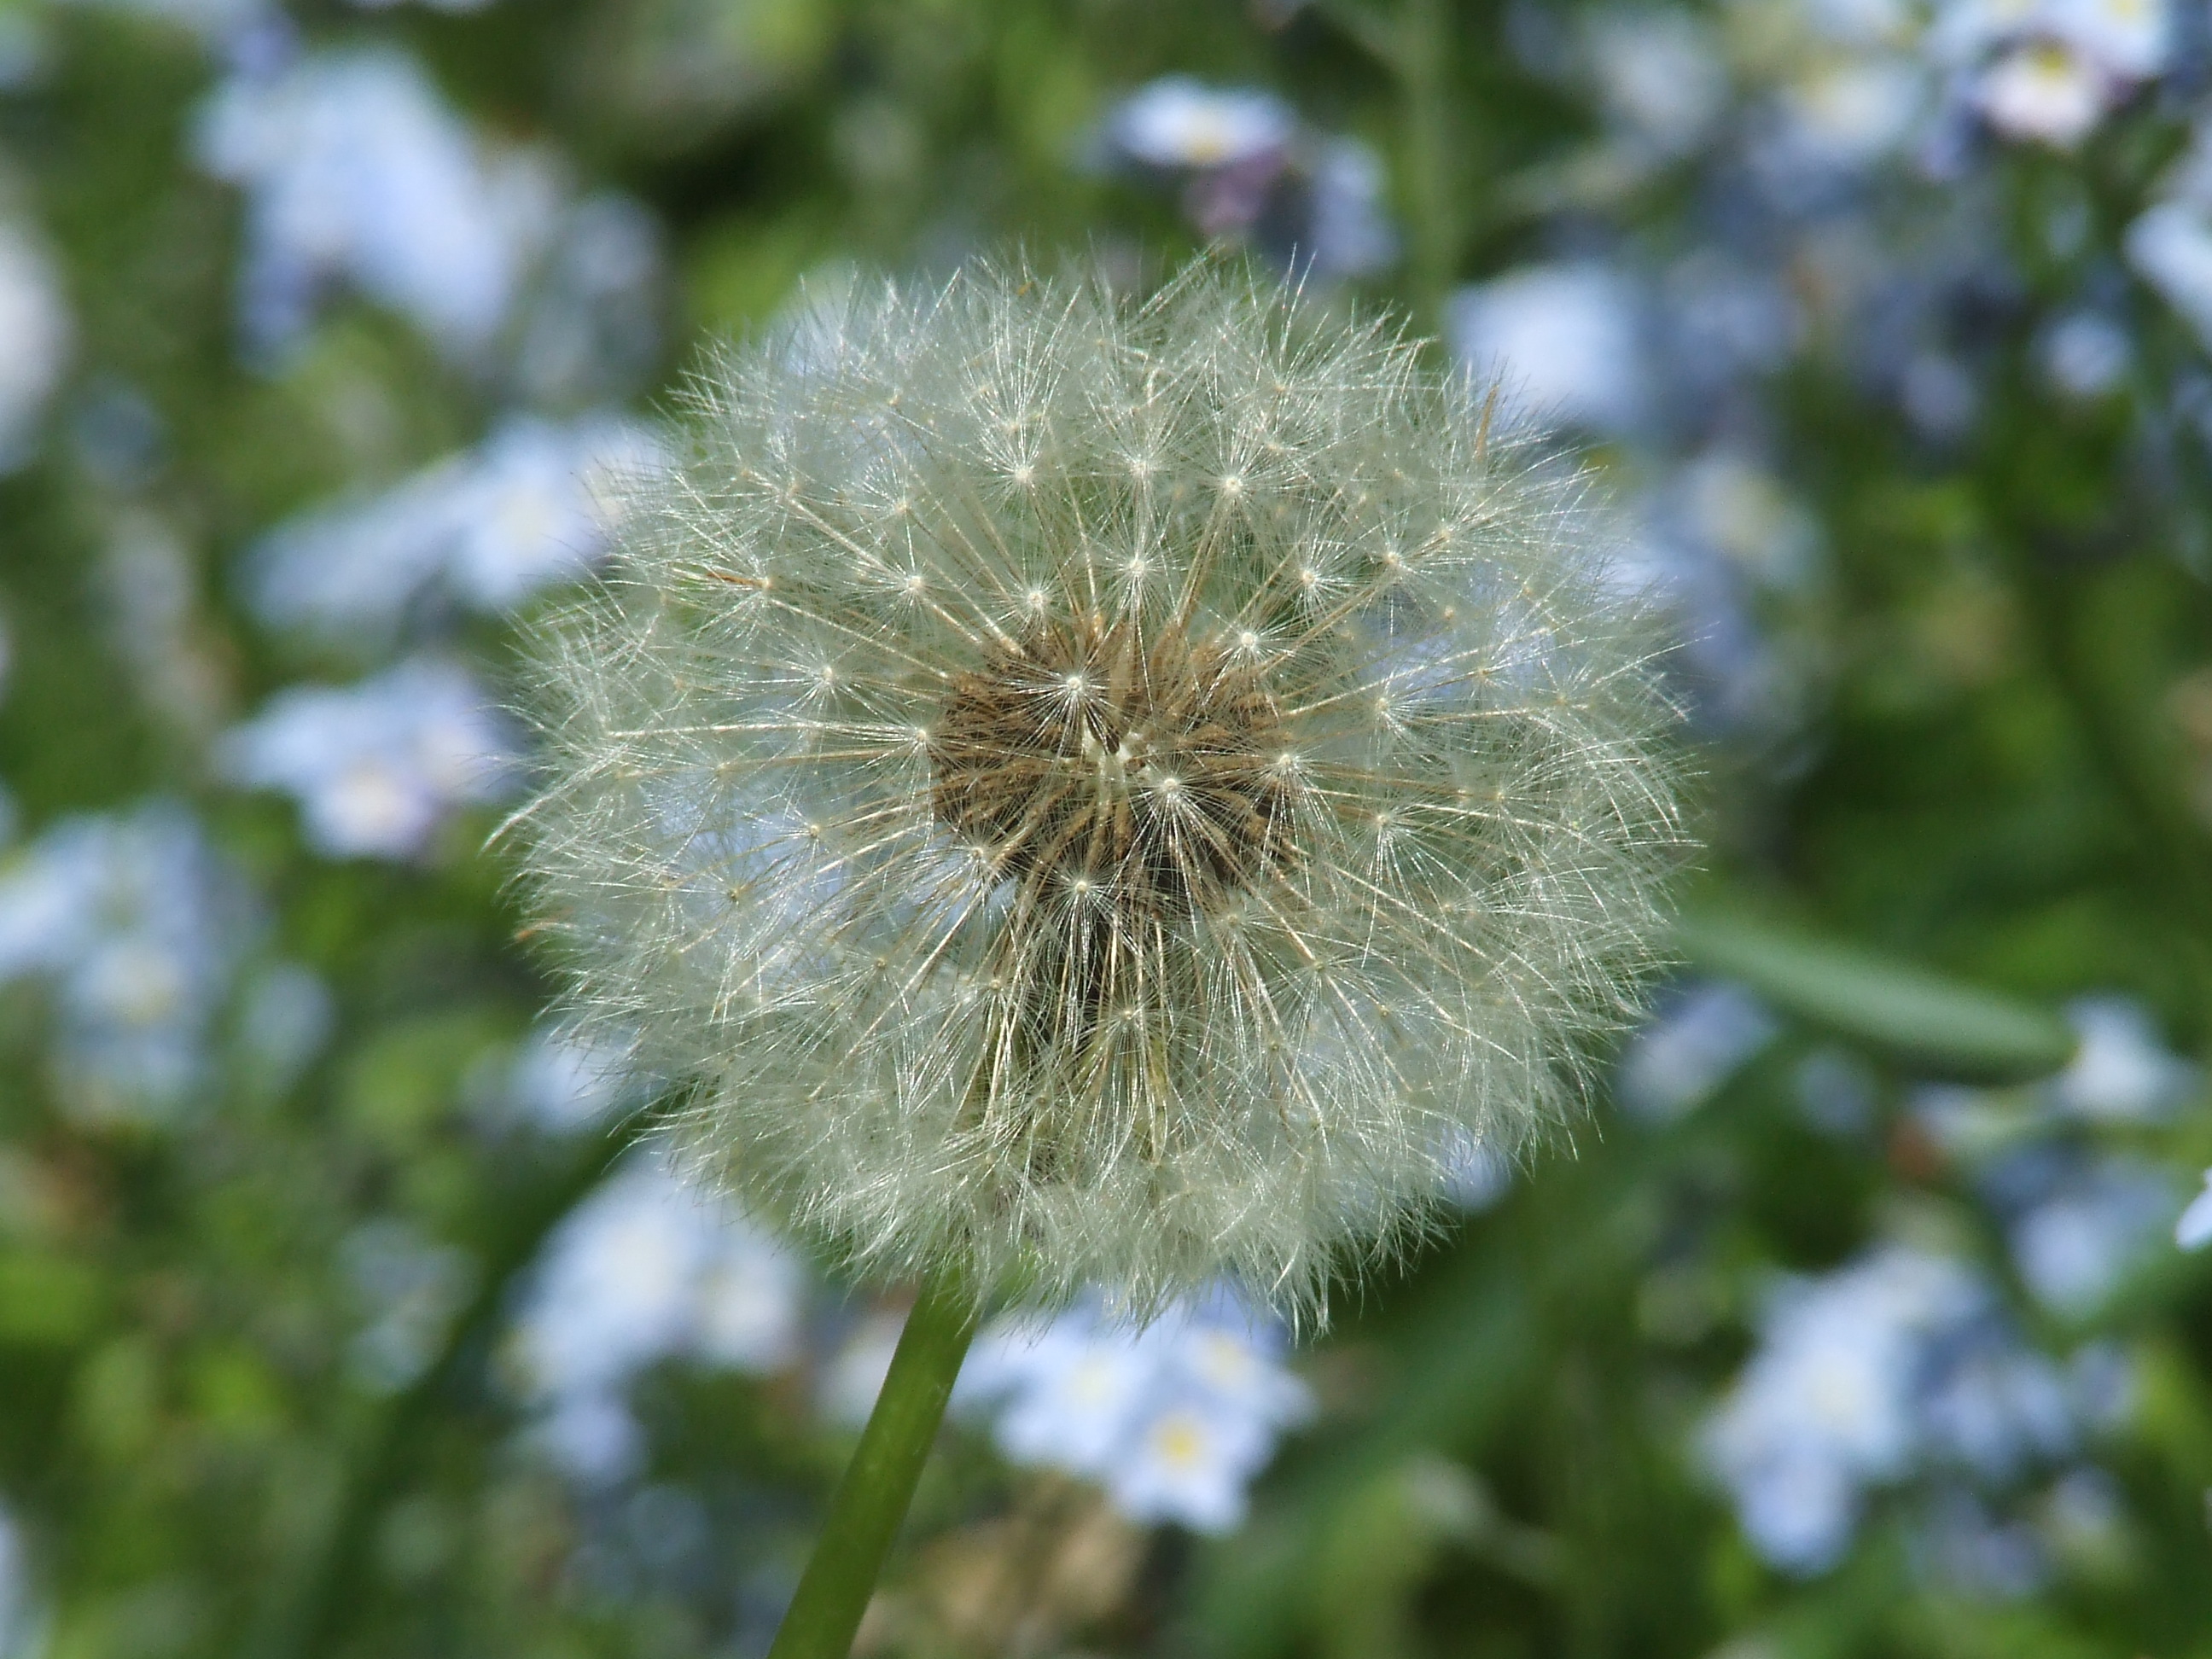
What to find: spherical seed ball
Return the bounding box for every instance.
[512,259,1687,1319]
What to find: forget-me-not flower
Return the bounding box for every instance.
[958,1286,1313,1533]
[220,657,518,859]
[0,802,247,1120]
[1447,261,1650,435]
[1616,981,1778,1121]
[0,219,70,473]
[511,1151,806,1481]
[195,48,560,357]
[245,413,660,644]
[1701,1246,2093,1575]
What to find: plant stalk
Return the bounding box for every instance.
[250,1118,636,1659]
[1398,0,1463,332]
[767,1265,982,1659]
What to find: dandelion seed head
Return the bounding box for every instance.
[512,259,1687,1321]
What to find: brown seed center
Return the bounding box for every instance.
[929,613,1291,918]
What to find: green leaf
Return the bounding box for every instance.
[1674,909,2077,1082]
[0,1249,108,1346]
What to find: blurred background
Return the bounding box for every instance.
[0,0,2209,1654]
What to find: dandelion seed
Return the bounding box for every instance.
[510,259,1686,1321]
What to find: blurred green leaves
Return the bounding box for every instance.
[0,1250,105,1346]
[1676,908,2078,1081]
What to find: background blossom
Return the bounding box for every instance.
[195,47,559,356]
[243,414,659,643]
[958,1288,1312,1533]
[220,657,517,859]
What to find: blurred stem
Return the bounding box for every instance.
[767,1264,981,1659]
[2004,546,2212,981]
[1319,0,1463,330]
[1398,0,1463,330]
[249,1119,635,1659]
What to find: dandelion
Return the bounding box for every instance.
[509,257,1684,1655]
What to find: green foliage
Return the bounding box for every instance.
[1676,910,2076,1080]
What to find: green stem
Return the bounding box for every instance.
[1398,0,1462,332]
[1315,0,1464,331]
[768,1266,983,1659]
[250,1118,637,1659]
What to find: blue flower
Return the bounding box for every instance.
[510,195,665,406]
[1103,79,1295,172]
[245,414,661,644]
[233,961,335,1097]
[512,1153,806,1481]
[1615,450,1825,735]
[195,48,561,358]
[2002,1154,2180,1317]
[1301,138,1398,281]
[2038,311,2133,400]
[1097,79,1395,281]
[1585,8,1729,159]
[1701,1247,2092,1575]
[1915,1487,2048,1599]
[2178,1169,2212,1250]
[0,1502,26,1657]
[1616,981,1778,1121]
[1447,262,1650,435]
[342,1217,476,1393]
[1438,1130,1516,1210]
[219,657,519,859]
[1970,40,2113,148]
[502,1022,640,1133]
[1934,0,2169,149]
[0,802,247,1121]
[958,1285,1312,1533]
[0,218,70,474]
[2048,996,2197,1123]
